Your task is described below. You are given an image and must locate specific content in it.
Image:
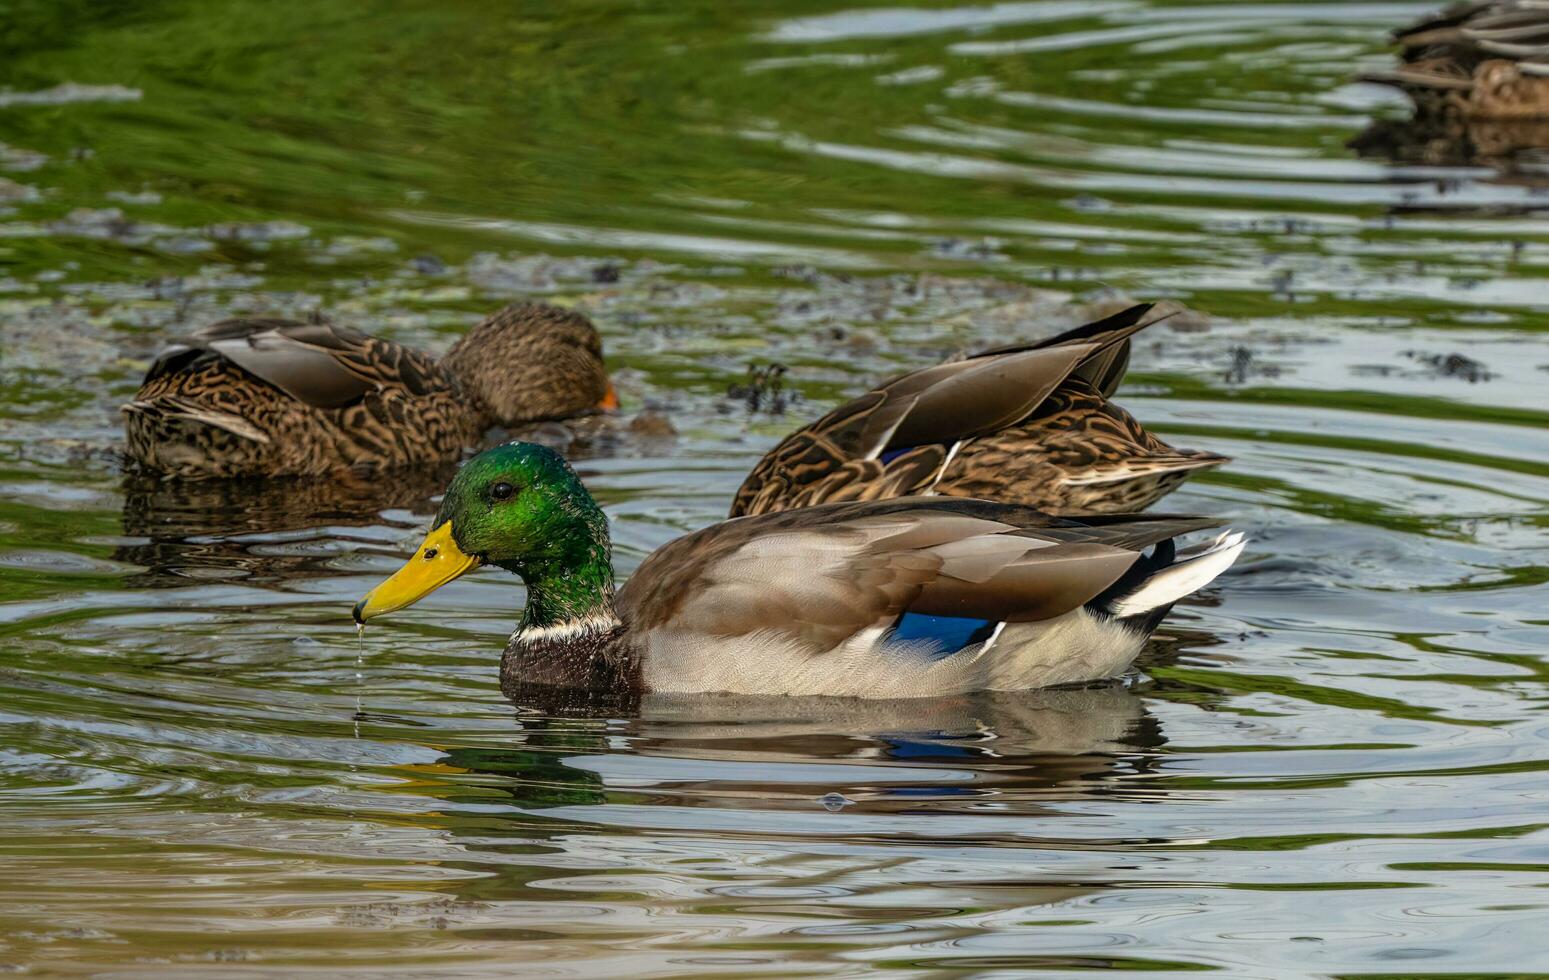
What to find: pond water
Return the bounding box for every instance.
[3,0,1549,975]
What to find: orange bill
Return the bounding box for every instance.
[596,380,620,413]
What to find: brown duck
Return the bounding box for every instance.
[1363,2,1549,120]
[124,303,615,479]
[732,302,1228,519]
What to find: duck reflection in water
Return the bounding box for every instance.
[431,682,1168,818]
[112,416,631,590]
[386,686,1168,917]
[114,465,455,588]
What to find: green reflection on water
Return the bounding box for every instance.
[3,0,1549,975]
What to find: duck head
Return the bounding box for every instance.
[353,442,615,625]
[439,304,617,427]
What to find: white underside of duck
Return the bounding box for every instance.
[640,608,1150,698]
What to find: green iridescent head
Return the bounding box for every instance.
[353,442,614,626]
[435,442,607,565]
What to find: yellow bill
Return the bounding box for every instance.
[353,521,479,624]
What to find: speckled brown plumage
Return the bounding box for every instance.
[123,304,609,479]
[441,303,609,425]
[731,302,1228,519]
[1362,2,1549,121]
[933,381,1224,515]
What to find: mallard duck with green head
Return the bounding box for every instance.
[124,303,617,479]
[354,443,1245,698]
[732,301,1227,519]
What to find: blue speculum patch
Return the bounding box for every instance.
[892,612,999,657]
[878,446,915,464]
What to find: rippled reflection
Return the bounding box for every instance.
[114,468,451,587]
[2,0,1548,974]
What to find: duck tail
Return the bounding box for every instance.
[121,396,272,445]
[1092,530,1246,633]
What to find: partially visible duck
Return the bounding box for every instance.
[124,303,616,479]
[353,442,1246,699]
[732,302,1227,519]
[1363,2,1549,120]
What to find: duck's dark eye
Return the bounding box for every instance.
[491,481,515,501]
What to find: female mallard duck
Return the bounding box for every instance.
[124,303,616,479]
[353,442,1245,698]
[732,301,1227,519]
[1363,2,1549,120]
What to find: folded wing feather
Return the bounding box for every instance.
[619,499,1215,654]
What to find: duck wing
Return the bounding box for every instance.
[730,302,1194,517]
[970,299,1182,398]
[143,317,447,409]
[619,497,1219,656]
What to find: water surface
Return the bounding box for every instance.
[3,0,1549,975]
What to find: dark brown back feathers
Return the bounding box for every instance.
[124,305,610,479]
[1362,1,1549,120]
[730,302,1228,518]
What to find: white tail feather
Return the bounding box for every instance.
[126,397,271,444]
[1059,455,1226,486]
[1107,530,1246,619]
